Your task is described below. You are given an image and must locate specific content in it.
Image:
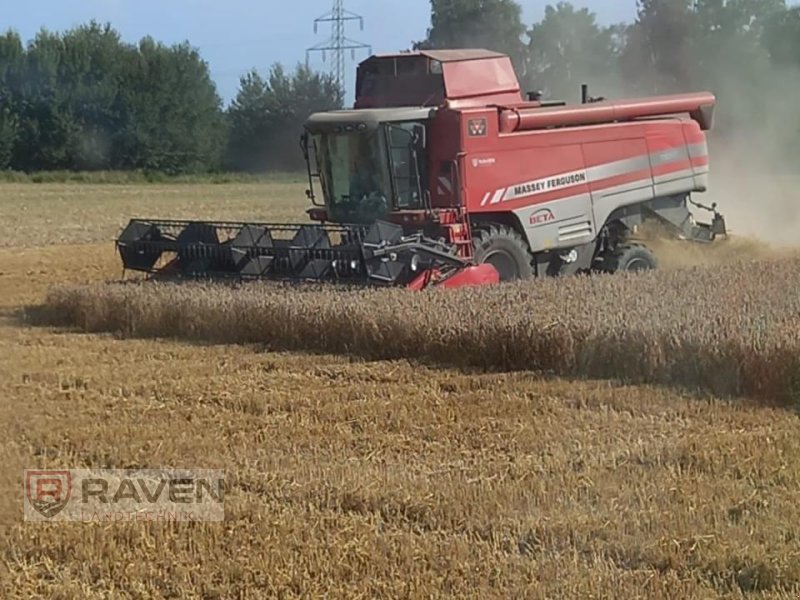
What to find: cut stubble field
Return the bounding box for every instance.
[3,180,800,598]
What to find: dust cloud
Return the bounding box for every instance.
[700,61,800,249]
[647,56,800,268]
[705,149,800,248]
[644,234,791,270]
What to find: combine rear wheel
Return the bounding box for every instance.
[602,244,657,273]
[472,225,534,281]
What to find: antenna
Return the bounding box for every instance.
[306,0,372,95]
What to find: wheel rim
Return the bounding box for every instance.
[484,250,519,280]
[625,257,651,272]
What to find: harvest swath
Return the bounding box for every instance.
[38,258,800,404]
[3,182,800,599]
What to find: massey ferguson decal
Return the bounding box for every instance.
[505,170,587,202]
[529,208,556,226]
[480,168,588,206]
[467,118,487,137]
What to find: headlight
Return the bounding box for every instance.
[560,249,579,264]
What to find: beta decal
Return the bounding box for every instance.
[530,208,555,226]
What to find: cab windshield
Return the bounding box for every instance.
[312,121,428,223]
[313,130,392,223]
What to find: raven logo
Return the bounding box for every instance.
[25,470,72,518]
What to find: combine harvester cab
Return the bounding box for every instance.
[117,49,726,287]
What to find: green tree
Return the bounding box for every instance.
[0,103,17,169]
[114,38,225,173]
[526,2,623,101]
[226,70,272,172]
[622,0,786,92]
[227,64,342,172]
[622,0,799,166]
[56,22,129,169]
[415,0,528,69]
[3,24,225,173]
[12,28,75,170]
[0,30,23,169]
[620,0,698,93]
[762,6,800,66]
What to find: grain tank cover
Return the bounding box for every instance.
[355,49,523,109]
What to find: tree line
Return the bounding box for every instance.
[2,2,800,174]
[0,22,341,173]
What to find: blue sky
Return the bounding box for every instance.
[0,1,654,104]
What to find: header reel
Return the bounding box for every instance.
[116,218,493,289]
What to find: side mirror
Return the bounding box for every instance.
[300,132,310,160]
[412,124,426,150]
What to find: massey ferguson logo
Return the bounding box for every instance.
[530,208,556,226]
[26,470,72,518]
[467,118,487,137]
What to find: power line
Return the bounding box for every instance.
[306,0,371,95]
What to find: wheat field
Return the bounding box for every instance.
[3,181,800,598]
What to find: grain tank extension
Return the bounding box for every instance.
[117,49,726,287]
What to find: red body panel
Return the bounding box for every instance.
[407,264,500,290]
[355,50,523,109]
[433,110,710,242]
[343,50,715,274]
[441,58,522,108]
[422,97,711,233]
[349,51,713,249]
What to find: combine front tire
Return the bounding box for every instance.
[602,244,657,273]
[472,225,534,281]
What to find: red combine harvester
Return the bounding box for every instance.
[117,49,726,288]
